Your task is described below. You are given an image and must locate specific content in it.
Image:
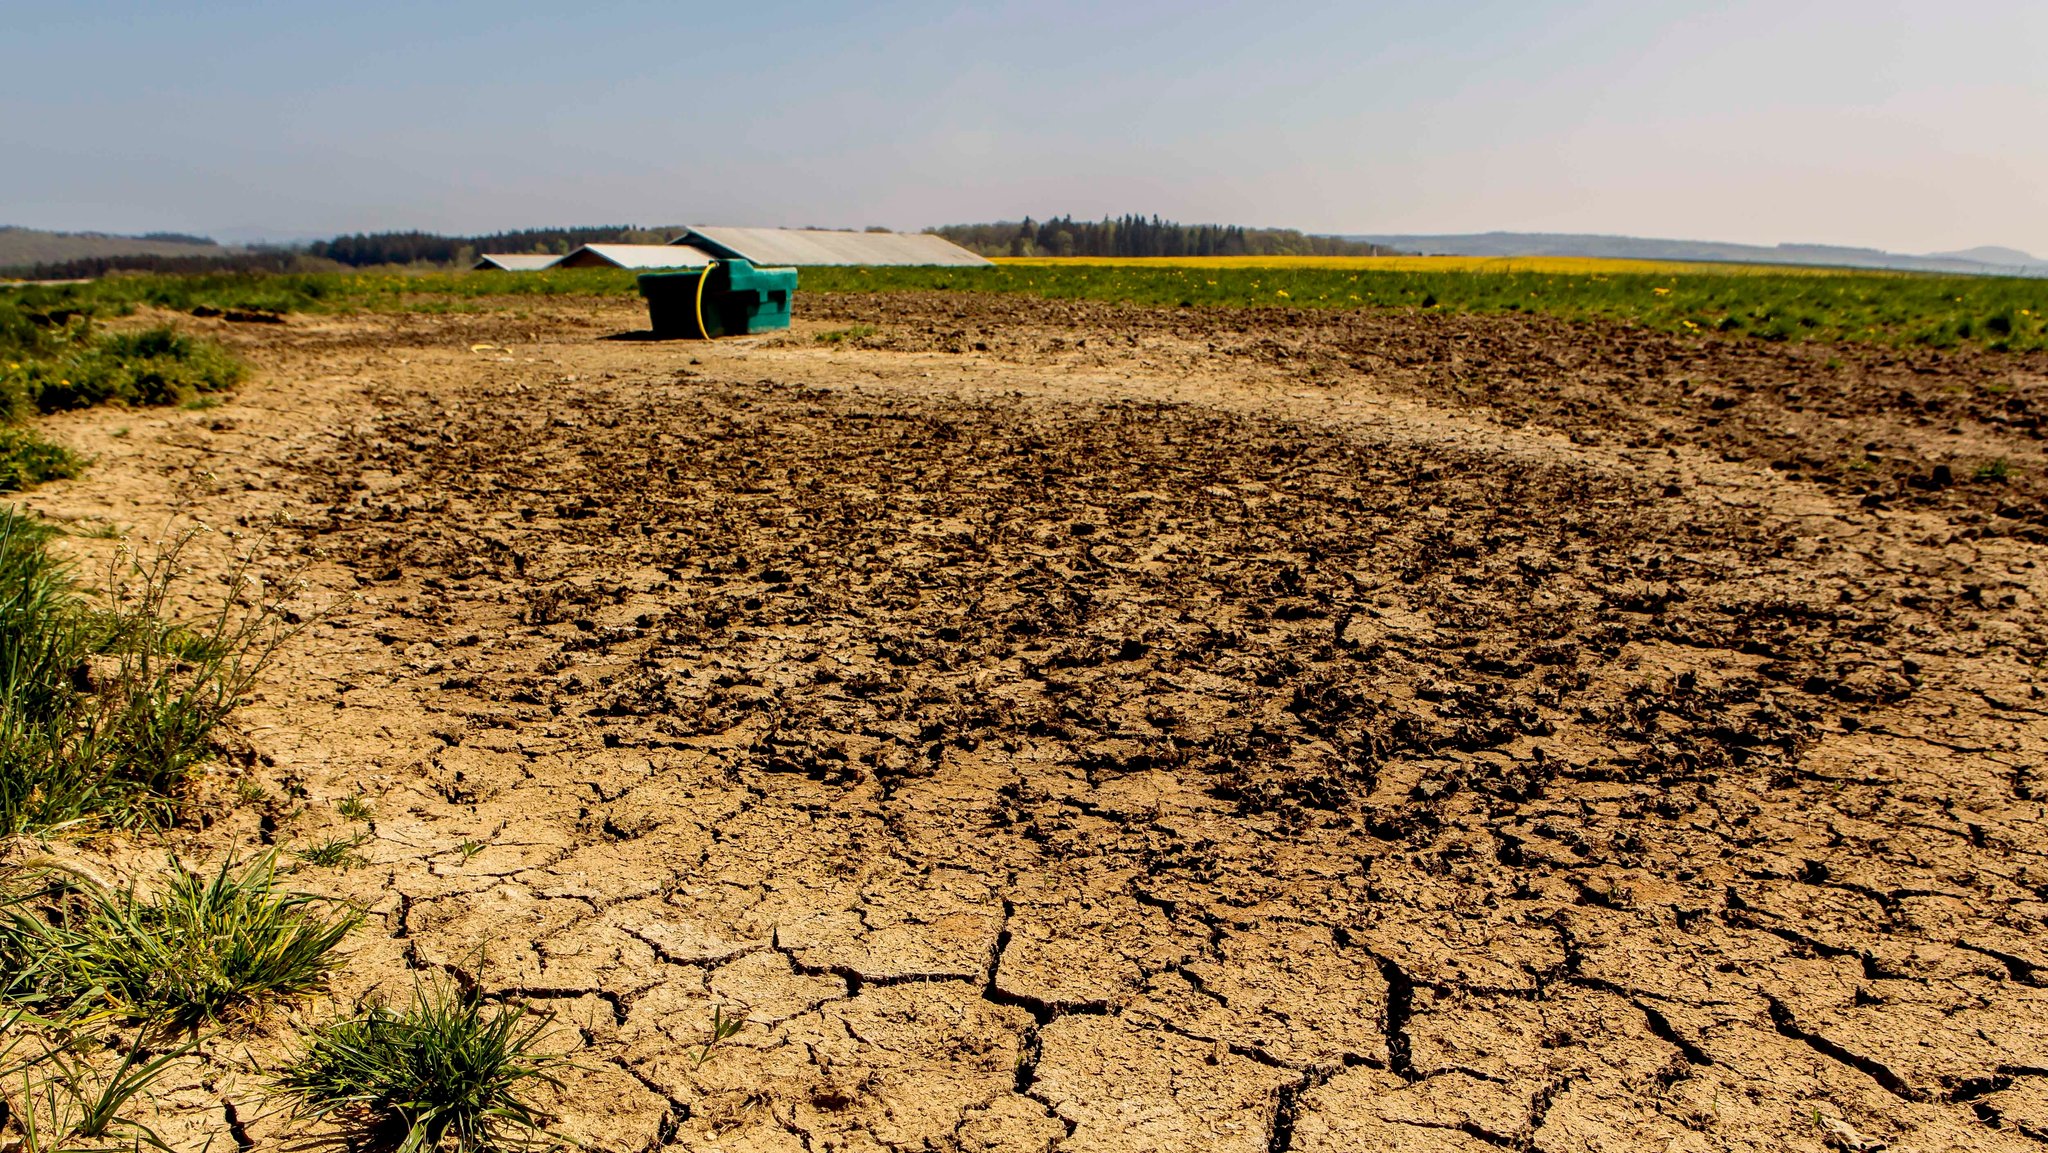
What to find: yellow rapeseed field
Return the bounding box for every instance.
[990,255,1867,277]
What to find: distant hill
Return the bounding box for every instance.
[0,226,226,269]
[1346,232,2048,277]
[1927,246,2048,270]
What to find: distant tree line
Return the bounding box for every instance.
[3,250,313,279]
[306,226,676,267]
[4,226,683,278]
[931,215,1397,258]
[133,232,219,247]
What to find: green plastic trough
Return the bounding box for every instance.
[637,259,797,338]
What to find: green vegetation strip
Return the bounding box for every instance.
[12,262,2048,352]
[802,265,2048,351]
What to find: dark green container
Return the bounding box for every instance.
[638,259,797,338]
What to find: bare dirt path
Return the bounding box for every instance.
[22,296,2048,1152]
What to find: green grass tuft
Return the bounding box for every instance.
[0,854,360,1028]
[0,310,244,416]
[17,325,245,413]
[0,427,82,492]
[0,1006,191,1153]
[0,298,245,490]
[294,831,370,870]
[0,508,294,833]
[278,981,564,1153]
[0,872,196,1151]
[1974,457,2014,483]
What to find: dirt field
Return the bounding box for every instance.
[23,293,2048,1152]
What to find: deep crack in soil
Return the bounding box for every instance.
[23,294,2048,1152]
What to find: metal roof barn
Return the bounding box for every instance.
[673,227,991,267]
[554,244,717,270]
[474,253,563,271]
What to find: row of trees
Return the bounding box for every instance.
[5,250,311,279]
[4,227,683,278]
[305,226,676,267]
[932,215,1395,258]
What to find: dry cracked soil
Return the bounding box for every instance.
[19,292,2048,1153]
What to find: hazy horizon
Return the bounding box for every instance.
[6,1,2044,256]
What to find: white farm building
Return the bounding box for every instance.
[476,227,989,272]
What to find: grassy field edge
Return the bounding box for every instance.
[9,260,2048,353]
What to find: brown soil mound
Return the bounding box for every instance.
[22,295,2048,1152]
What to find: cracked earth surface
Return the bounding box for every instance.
[22,293,2048,1152]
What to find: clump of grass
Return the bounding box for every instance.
[0,427,82,492]
[294,831,369,870]
[1974,457,2014,483]
[64,520,123,541]
[335,793,375,823]
[0,1010,191,1153]
[815,324,877,344]
[0,871,193,1150]
[0,300,245,491]
[0,508,294,833]
[277,981,563,1153]
[3,325,243,415]
[1,1006,194,1153]
[0,854,360,1029]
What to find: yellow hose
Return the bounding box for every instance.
[694,258,718,341]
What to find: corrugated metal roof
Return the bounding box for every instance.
[554,244,716,270]
[474,253,563,271]
[675,227,991,267]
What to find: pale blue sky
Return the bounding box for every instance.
[4,1,2043,254]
